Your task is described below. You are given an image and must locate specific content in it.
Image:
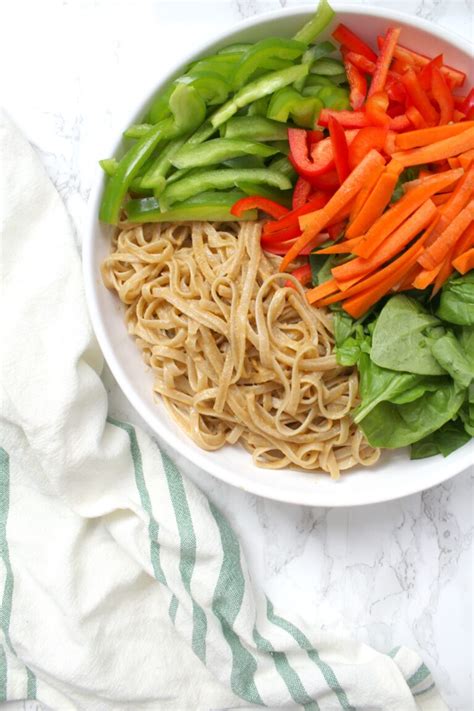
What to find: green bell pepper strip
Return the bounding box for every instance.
[159,168,292,211]
[267,87,323,128]
[171,138,277,169]
[247,96,271,117]
[188,56,241,77]
[99,158,119,176]
[294,41,336,91]
[147,85,174,124]
[269,140,290,155]
[236,181,293,208]
[268,155,298,181]
[123,123,154,139]
[223,156,265,169]
[99,117,175,224]
[223,116,289,142]
[218,43,251,55]
[169,84,206,133]
[175,71,230,105]
[139,135,190,194]
[310,58,345,76]
[125,191,257,223]
[233,38,306,88]
[293,0,335,45]
[211,63,309,128]
[187,121,217,145]
[304,74,338,87]
[317,85,350,110]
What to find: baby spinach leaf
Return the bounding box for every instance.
[357,379,466,448]
[459,384,474,437]
[371,295,445,375]
[428,327,474,390]
[437,272,474,326]
[410,419,471,459]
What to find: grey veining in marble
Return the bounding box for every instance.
[1,1,473,709]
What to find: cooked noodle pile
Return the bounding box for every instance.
[102,221,380,477]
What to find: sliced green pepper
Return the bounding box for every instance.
[317,86,350,110]
[218,43,251,55]
[267,87,323,128]
[99,158,118,176]
[171,138,277,169]
[247,96,271,117]
[147,85,174,124]
[293,0,335,45]
[99,117,175,224]
[188,121,217,145]
[236,181,293,208]
[223,116,289,142]
[176,71,230,105]
[211,63,309,128]
[269,140,290,155]
[123,123,154,139]
[310,58,345,76]
[169,84,206,133]
[233,37,306,88]
[188,55,241,77]
[268,155,297,181]
[139,135,190,195]
[223,156,265,169]
[159,168,292,210]
[294,41,337,91]
[125,191,257,223]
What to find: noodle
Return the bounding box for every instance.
[102,220,380,478]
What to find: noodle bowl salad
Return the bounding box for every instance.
[98,1,474,479]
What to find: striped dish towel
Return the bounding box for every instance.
[0,110,447,711]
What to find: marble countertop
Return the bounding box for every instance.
[2,0,472,709]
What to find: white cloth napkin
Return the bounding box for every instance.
[0,110,448,711]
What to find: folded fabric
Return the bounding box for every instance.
[0,110,448,710]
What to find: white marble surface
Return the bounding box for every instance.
[1,0,473,709]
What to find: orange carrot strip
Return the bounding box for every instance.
[425,164,474,245]
[394,122,474,150]
[412,263,444,289]
[448,157,461,169]
[342,241,427,317]
[432,193,452,206]
[396,263,421,291]
[348,163,385,225]
[345,163,403,239]
[314,237,363,255]
[354,169,463,258]
[452,247,474,274]
[314,232,429,308]
[392,127,474,167]
[306,278,339,304]
[279,150,386,271]
[418,199,474,269]
[459,149,474,171]
[431,249,456,296]
[453,222,474,257]
[333,200,438,284]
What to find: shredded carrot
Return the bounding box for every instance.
[345,163,403,240]
[448,157,461,169]
[347,163,385,226]
[354,169,463,258]
[412,262,444,289]
[418,169,432,179]
[405,105,426,129]
[431,193,452,206]
[279,150,386,272]
[426,164,474,245]
[396,264,421,291]
[431,249,456,296]
[459,149,474,171]
[452,247,474,274]
[418,199,474,269]
[306,278,339,304]
[392,127,474,167]
[314,237,363,255]
[394,122,474,150]
[333,200,438,284]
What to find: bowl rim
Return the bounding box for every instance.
[83,2,474,507]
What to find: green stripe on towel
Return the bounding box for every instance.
[161,451,207,663]
[0,644,6,702]
[407,662,430,688]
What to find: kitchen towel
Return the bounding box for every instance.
[0,110,448,711]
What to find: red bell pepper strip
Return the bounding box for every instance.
[285,263,312,288]
[348,127,388,170]
[431,66,454,125]
[309,136,336,173]
[327,115,350,183]
[365,91,390,127]
[318,109,411,132]
[263,235,328,255]
[418,54,443,90]
[307,130,324,146]
[385,79,406,104]
[261,223,301,246]
[307,169,340,191]
[369,27,401,97]
[389,114,412,132]
[288,128,334,179]
[459,89,474,117]
[377,37,466,88]
[341,48,367,110]
[230,195,289,219]
[401,68,439,126]
[406,105,427,129]
[292,177,312,209]
[332,23,377,61]
[387,101,406,118]
[263,191,330,235]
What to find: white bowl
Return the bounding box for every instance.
[83,3,474,506]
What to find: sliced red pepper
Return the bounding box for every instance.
[418,54,443,90]
[369,27,401,97]
[365,91,390,127]
[263,235,327,255]
[261,223,301,246]
[307,169,340,191]
[405,105,427,129]
[309,136,336,173]
[230,195,289,219]
[288,128,334,179]
[341,47,367,110]
[389,114,412,132]
[285,263,312,289]
[307,130,324,146]
[431,66,454,125]
[263,191,330,235]
[348,127,388,170]
[292,177,312,209]
[377,37,466,88]
[459,89,474,117]
[401,67,439,126]
[328,115,350,183]
[386,101,406,118]
[318,109,410,132]
[332,23,377,61]
[327,221,346,240]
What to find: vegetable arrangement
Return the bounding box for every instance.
[99,0,473,462]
